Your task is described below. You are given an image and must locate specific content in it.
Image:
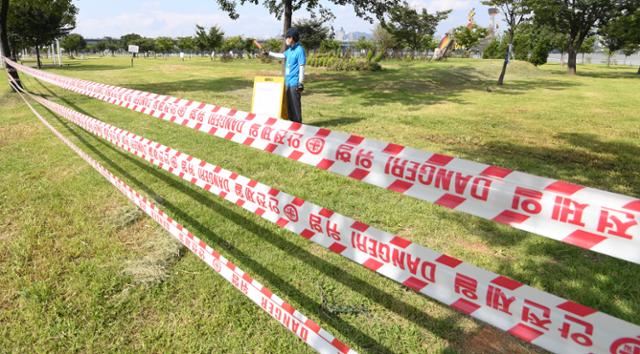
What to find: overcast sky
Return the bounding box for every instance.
[74,0,494,39]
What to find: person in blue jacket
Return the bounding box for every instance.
[267,28,306,123]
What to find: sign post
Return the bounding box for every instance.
[0,43,5,68]
[56,39,62,66]
[251,76,286,119]
[128,45,139,67]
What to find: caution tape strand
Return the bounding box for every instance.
[7,76,355,354]
[4,58,639,264]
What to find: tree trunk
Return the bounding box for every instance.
[497,34,513,86]
[281,0,292,74]
[0,0,22,91]
[35,45,42,68]
[283,0,292,41]
[567,47,577,75]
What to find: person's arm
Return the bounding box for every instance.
[268,51,285,59]
[298,65,305,84]
[296,49,306,92]
[253,40,285,59]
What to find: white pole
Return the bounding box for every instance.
[56,39,62,66]
[51,44,56,64]
[0,44,5,68]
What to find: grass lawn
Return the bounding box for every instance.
[1,55,638,353]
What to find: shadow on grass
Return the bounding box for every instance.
[58,63,129,71]
[125,77,253,95]
[576,69,640,79]
[307,65,579,107]
[307,116,365,128]
[431,132,640,324]
[19,61,127,72]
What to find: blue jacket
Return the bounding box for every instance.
[284,43,306,87]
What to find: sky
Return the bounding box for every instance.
[74,0,494,40]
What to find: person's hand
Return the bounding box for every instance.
[296,83,304,93]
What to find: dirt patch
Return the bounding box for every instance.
[0,123,37,149]
[454,325,545,354]
[122,228,183,285]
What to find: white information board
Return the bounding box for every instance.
[251,76,285,119]
[128,45,139,54]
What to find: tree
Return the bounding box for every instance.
[453,24,488,55]
[120,33,142,50]
[194,25,224,56]
[319,39,341,53]
[242,37,258,56]
[622,42,639,65]
[506,22,557,66]
[213,0,401,46]
[578,36,596,63]
[482,0,530,85]
[262,37,283,52]
[96,36,119,56]
[60,33,85,57]
[221,36,244,56]
[155,37,176,57]
[373,24,396,58]
[598,6,640,70]
[135,37,156,55]
[530,0,634,75]
[177,36,196,56]
[382,2,450,56]
[0,0,21,91]
[354,36,375,54]
[294,18,332,51]
[7,0,77,68]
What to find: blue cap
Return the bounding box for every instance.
[285,28,300,42]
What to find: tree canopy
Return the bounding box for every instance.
[530,0,637,74]
[382,2,450,52]
[155,36,176,54]
[7,0,78,67]
[294,18,332,51]
[120,33,142,49]
[453,24,488,53]
[213,0,401,43]
[60,33,85,56]
[195,24,224,52]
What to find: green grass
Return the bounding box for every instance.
[1,55,638,353]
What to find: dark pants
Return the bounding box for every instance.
[286,86,302,123]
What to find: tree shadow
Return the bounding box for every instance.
[58,63,130,72]
[307,65,579,107]
[576,70,640,79]
[306,116,365,128]
[125,77,253,95]
[427,132,640,324]
[453,133,640,197]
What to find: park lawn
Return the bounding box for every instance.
[1,55,638,353]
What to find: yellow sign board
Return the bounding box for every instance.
[251,76,286,119]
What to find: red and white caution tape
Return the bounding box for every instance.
[28,90,640,354]
[9,79,354,354]
[5,58,640,264]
